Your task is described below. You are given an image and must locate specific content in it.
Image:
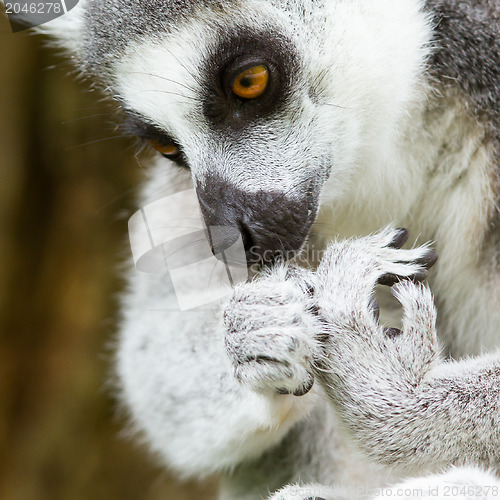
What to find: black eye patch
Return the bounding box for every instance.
[121,111,189,168]
[200,25,300,132]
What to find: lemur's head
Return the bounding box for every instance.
[41,0,429,265]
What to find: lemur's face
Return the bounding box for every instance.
[45,0,429,264]
[114,2,339,265]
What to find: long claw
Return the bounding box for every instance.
[415,249,439,270]
[387,228,410,249]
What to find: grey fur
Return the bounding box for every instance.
[79,0,229,74]
[424,1,500,249]
[425,0,500,138]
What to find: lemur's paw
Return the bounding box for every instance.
[310,229,439,389]
[224,265,320,396]
[268,484,335,500]
[314,265,439,396]
[315,227,437,314]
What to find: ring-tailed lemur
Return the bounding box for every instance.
[15,0,500,498]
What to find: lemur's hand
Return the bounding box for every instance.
[224,266,321,396]
[313,227,439,378]
[314,227,438,314]
[312,228,440,450]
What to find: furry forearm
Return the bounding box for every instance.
[310,235,499,473]
[117,274,315,477]
[317,343,500,472]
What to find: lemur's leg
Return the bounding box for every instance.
[269,467,500,500]
[312,228,500,472]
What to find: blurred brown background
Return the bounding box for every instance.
[0,13,215,500]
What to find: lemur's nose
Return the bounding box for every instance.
[196,173,317,266]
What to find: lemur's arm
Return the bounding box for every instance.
[322,347,500,470]
[116,265,321,478]
[312,229,500,472]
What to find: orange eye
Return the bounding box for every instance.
[148,138,180,157]
[232,65,269,99]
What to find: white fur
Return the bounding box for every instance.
[271,467,500,500]
[34,1,86,56]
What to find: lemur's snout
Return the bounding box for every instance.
[196,174,317,267]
